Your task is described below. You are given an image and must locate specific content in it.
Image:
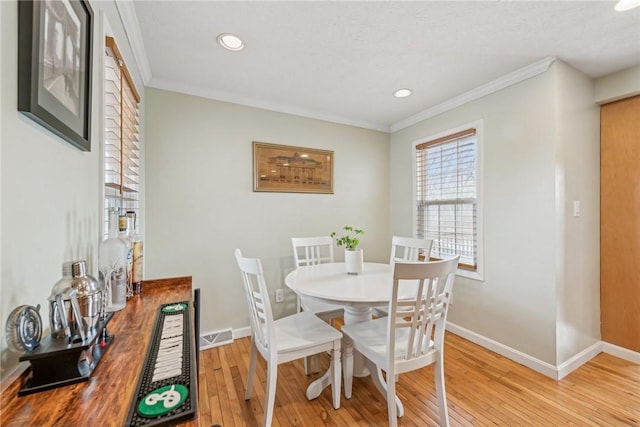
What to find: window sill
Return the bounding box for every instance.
[456,268,483,282]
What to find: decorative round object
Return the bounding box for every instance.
[5,304,42,352]
[162,303,186,314]
[137,384,188,418]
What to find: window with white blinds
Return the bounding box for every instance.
[415,127,479,271]
[103,36,140,237]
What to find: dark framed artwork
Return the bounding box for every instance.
[253,142,334,194]
[18,0,93,151]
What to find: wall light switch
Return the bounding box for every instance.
[275,289,284,303]
[573,200,581,218]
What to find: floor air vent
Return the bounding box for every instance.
[199,329,233,350]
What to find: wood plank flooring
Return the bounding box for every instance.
[196,328,640,426]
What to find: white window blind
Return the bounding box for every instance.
[416,128,477,270]
[103,36,140,237]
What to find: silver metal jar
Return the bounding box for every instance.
[49,260,103,341]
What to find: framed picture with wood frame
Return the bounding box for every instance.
[253,142,334,194]
[18,0,93,151]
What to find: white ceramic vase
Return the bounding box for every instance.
[344,248,364,275]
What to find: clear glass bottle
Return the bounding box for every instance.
[119,214,133,297]
[127,211,144,294]
[99,207,127,311]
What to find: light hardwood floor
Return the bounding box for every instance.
[197,328,640,426]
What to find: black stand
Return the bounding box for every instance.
[18,312,114,396]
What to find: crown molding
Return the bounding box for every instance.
[147,55,555,135]
[115,0,152,84]
[147,77,391,133]
[390,56,557,132]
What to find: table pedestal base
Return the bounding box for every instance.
[304,304,374,401]
[305,372,330,400]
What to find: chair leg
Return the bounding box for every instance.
[369,364,386,398]
[386,368,398,427]
[330,341,342,409]
[368,361,404,418]
[245,338,258,400]
[263,359,278,427]
[434,353,450,427]
[299,297,316,376]
[343,342,353,399]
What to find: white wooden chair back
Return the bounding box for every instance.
[292,236,334,267]
[234,249,275,359]
[291,236,343,375]
[387,256,459,372]
[235,249,343,425]
[389,235,433,264]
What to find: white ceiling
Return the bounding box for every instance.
[127,1,640,132]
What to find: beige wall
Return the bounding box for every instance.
[0,1,145,380]
[390,61,600,365]
[145,88,390,332]
[1,0,634,381]
[594,65,640,104]
[553,61,600,364]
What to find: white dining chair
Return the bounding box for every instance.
[389,235,433,264]
[234,249,343,427]
[291,236,344,374]
[342,256,460,427]
[374,235,434,317]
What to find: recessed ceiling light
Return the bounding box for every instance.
[393,88,412,98]
[615,0,640,11]
[217,33,245,51]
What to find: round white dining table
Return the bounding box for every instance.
[284,262,412,400]
[285,261,417,321]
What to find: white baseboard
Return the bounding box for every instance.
[556,342,602,380]
[446,322,640,380]
[446,321,559,379]
[233,326,251,339]
[224,323,640,375]
[602,342,640,364]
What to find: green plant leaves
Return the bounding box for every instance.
[331,226,364,250]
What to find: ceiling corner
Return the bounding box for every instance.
[389,56,557,133]
[115,0,152,85]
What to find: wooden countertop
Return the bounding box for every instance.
[0,277,197,426]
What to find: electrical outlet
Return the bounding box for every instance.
[275,289,284,303]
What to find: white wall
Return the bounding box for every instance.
[390,61,600,366]
[145,88,390,332]
[553,61,600,365]
[0,0,144,381]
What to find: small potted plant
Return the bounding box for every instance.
[331,226,364,274]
